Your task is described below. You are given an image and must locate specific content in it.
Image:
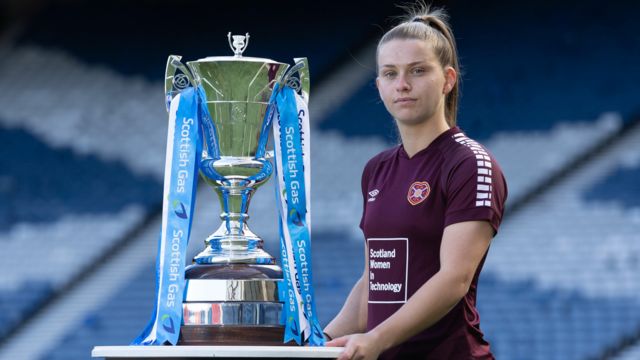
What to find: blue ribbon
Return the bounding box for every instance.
[276,187,302,343]
[274,86,324,346]
[132,87,200,345]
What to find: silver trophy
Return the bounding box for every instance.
[164,33,309,345]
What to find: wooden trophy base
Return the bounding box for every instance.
[178,325,297,346]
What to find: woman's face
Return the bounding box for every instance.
[376,39,453,127]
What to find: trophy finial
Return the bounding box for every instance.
[227,32,250,57]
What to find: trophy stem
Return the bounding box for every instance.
[194,180,275,265]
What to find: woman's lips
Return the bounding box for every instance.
[394,97,417,103]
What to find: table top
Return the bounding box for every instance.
[92,346,343,359]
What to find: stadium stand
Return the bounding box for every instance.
[584,163,640,210]
[616,342,640,360]
[481,120,640,360]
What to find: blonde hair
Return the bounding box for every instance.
[377,2,461,126]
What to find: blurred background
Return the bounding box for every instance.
[0,0,639,359]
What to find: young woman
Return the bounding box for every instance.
[324,4,507,360]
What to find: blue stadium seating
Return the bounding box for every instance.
[318,81,395,141]
[0,281,52,338]
[583,164,640,209]
[0,124,161,339]
[0,126,161,231]
[478,273,640,360]
[452,0,640,140]
[41,265,156,360]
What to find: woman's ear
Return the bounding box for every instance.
[443,66,457,94]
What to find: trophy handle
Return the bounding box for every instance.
[165,55,196,112]
[278,59,308,98]
[292,57,310,103]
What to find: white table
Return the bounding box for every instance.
[92,346,343,359]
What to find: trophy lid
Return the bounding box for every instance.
[194,55,286,65]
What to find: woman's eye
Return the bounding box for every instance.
[412,68,425,75]
[383,71,396,78]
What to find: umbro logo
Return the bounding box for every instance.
[368,189,380,202]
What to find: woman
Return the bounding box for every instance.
[324,4,507,360]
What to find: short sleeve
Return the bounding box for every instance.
[359,158,374,231]
[443,153,508,234]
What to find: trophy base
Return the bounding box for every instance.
[178,325,297,346]
[181,263,291,346]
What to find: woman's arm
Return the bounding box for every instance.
[323,243,369,339]
[328,220,494,360]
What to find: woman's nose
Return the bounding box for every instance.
[395,75,411,91]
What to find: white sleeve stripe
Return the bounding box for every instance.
[477,192,492,199]
[453,132,496,208]
[477,184,491,191]
[476,200,492,207]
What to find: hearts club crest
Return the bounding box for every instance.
[407,181,431,206]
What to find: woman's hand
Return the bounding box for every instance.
[326,333,385,360]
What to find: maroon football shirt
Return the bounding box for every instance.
[360,126,507,359]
